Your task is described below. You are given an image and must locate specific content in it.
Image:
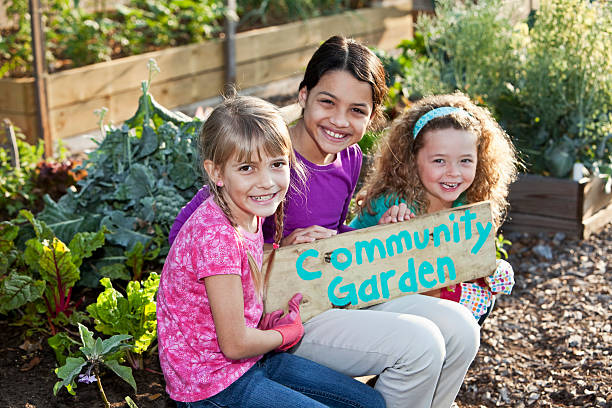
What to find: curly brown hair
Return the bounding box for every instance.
[356,92,519,229]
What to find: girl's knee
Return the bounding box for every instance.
[445,304,481,358]
[394,317,446,371]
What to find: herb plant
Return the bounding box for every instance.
[53,323,136,408]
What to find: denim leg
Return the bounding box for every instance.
[176,360,332,408]
[262,353,386,408]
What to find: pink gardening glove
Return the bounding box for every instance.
[486,259,515,295]
[262,293,304,351]
[441,282,493,319]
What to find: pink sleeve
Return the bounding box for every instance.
[189,222,242,281]
[168,186,210,246]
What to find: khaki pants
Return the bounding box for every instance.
[291,294,480,408]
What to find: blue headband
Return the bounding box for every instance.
[413,107,472,138]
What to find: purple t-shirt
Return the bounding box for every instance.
[168,145,362,245]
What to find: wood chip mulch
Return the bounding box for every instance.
[456,223,611,408]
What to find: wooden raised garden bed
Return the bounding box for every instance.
[502,173,612,239]
[1,1,414,143]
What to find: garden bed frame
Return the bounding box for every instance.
[503,173,612,239]
[1,1,414,143]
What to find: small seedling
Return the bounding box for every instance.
[53,323,136,408]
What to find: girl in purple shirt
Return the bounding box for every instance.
[169,36,480,408]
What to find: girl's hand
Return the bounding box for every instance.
[259,293,303,330]
[264,293,304,351]
[486,259,515,295]
[281,226,337,246]
[378,203,415,225]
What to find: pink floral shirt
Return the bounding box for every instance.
[157,197,264,402]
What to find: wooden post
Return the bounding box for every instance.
[2,120,20,169]
[264,202,497,322]
[224,0,237,89]
[28,0,53,158]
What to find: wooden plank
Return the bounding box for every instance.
[508,173,580,221]
[583,203,612,239]
[235,2,413,63]
[48,70,225,138]
[0,112,38,143]
[501,212,581,237]
[264,202,497,322]
[582,176,612,219]
[46,40,224,109]
[0,78,36,113]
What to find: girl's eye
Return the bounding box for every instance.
[238,165,253,172]
[272,161,287,168]
[433,159,444,164]
[319,98,334,105]
[352,107,367,115]
[461,158,474,164]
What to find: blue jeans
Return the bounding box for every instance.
[174,353,385,408]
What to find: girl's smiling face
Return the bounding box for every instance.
[207,150,290,232]
[295,70,373,165]
[416,128,478,213]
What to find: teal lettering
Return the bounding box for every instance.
[436,256,456,284]
[380,270,396,299]
[328,276,358,306]
[433,224,450,247]
[399,258,419,293]
[296,249,321,281]
[460,209,477,240]
[414,228,430,250]
[450,214,461,243]
[331,247,352,271]
[385,230,413,256]
[358,275,380,302]
[418,261,437,289]
[355,239,387,264]
[471,221,493,254]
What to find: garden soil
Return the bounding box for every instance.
[1,223,610,408]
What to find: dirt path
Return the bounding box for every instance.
[457,223,611,408]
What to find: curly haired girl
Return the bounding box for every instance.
[351,92,519,322]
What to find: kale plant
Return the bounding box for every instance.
[38,61,203,286]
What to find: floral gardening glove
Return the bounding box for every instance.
[486,259,515,295]
[441,283,493,319]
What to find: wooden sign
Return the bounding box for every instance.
[264,201,497,322]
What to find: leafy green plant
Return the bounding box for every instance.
[53,323,136,408]
[510,0,612,177]
[0,210,106,334]
[495,233,511,260]
[86,273,159,370]
[38,61,201,285]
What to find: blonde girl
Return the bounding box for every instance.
[156,95,385,408]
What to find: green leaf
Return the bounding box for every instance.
[169,161,198,190]
[54,356,86,395]
[101,211,151,249]
[19,209,55,241]
[68,228,107,269]
[101,333,133,355]
[48,332,81,366]
[134,125,158,160]
[0,273,45,314]
[99,263,131,281]
[78,323,95,351]
[0,221,19,253]
[104,359,137,392]
[124,163,155,200]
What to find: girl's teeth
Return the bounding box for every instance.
[324,129,344,139]
[442,183,458,188]
[252,194,274,201]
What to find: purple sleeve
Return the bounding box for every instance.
[337,145,362,234]
[168,186,210,246]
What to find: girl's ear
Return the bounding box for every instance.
[298,86,308,109]
[203,160,222,184]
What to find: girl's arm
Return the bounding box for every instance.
[205,274,282,360]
